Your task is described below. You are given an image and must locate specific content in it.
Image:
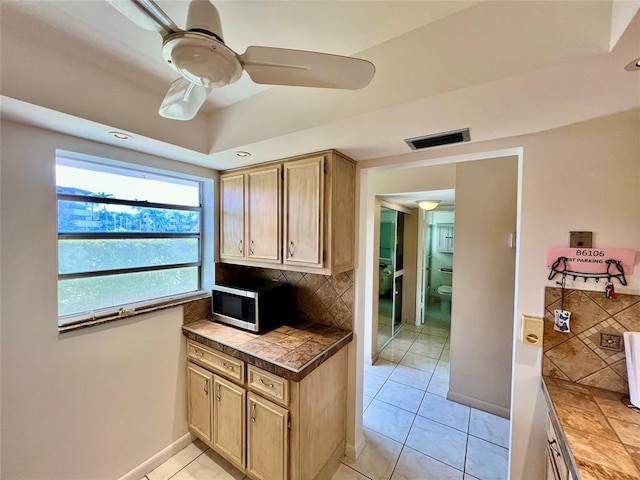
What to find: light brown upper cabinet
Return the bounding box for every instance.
[219,150,355,275]
[220,164,281,264]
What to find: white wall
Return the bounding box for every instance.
[449,157,517,417]
[0,120,217,479]
[352,109,640,479]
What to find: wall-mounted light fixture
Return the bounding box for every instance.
[417,200,440,211]
[624,56,640,72]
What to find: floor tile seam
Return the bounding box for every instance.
[462,430,471,476]
[363,422,411,446]
[384,375,430,392]
[339,461,374,480]
[387,444,407,480]
[165,448,209,480]
[371,395,422,415]
[467,432,510,450]
[414,411,471,434]
[401,444,466,476]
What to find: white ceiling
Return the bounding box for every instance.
[1,1,639,170]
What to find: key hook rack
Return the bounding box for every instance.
[548,256,628,286]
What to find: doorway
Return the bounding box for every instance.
[377,204,405,351]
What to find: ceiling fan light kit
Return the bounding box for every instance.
[108,0,376,121]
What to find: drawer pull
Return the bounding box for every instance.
[193,350,203,358]
[259,378,275,388]
[204,379,209,395]
[251,403,256,423]
[222,362,234,371]
[216,384,221,401]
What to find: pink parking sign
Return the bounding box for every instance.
[546,247,636,275]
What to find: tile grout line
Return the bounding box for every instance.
[164,448,209,480]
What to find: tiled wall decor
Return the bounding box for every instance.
[216,264,354,330]
[543,286,640,394]
[183,296,212,325]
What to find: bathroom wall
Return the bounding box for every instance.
[215,264,354,330]
[543,286,640,394]
[429,210,455,300]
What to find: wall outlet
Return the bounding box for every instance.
[600,333,623,351]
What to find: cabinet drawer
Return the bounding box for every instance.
[247,365,289,406]
[187,340,245,383]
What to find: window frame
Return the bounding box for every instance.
[56,151,213,330]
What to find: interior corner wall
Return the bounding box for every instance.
[510,109,640,478]
[448,156,518,417]
[354,108,640,480]
[0,120,216,479]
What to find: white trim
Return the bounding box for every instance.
[345,432,366,460]
[118,432,196,480]
[447,390,511,420]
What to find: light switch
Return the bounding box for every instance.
[520,315,544,346]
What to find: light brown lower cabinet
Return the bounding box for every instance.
[213,375,246,469]
[187,362,213,444]
[247,392,289,480]
[186,339,347,480]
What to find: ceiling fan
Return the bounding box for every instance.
[107,0,376,120]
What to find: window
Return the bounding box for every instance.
[56,154,207,328]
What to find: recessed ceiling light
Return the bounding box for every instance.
[109,131,132,140]
[235,151,251,157]
[624,56,640,72]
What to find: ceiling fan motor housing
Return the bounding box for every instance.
[162,33,242,88]
[186,0,224,41]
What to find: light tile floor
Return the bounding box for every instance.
[140,323,509,480]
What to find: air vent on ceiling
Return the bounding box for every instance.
[405,128,470,150]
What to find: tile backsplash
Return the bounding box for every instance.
[543,286,640,394]
[216,264,354,330]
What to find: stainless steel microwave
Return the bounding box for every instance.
[211,279,295,332]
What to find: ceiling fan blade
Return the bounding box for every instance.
[106,0,179,37]
[159,77,211,121]
[240,46,375,90]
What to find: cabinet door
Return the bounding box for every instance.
[246,166,281,263]
[213,375,246,469]
[283,156,324,268]
[247,392,288,480]
[187,362,213,444]
[220,173,245,260]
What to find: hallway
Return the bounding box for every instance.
[336,323,509,480]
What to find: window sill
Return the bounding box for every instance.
[58,291,211,334]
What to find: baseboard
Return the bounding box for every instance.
[118,432,196,480]
[344,431,365,460]
[447,391,510,419]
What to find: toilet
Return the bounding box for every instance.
[437,285,453,312]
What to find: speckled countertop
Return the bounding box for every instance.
[542,376,640,480]
[183,318,352,382]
